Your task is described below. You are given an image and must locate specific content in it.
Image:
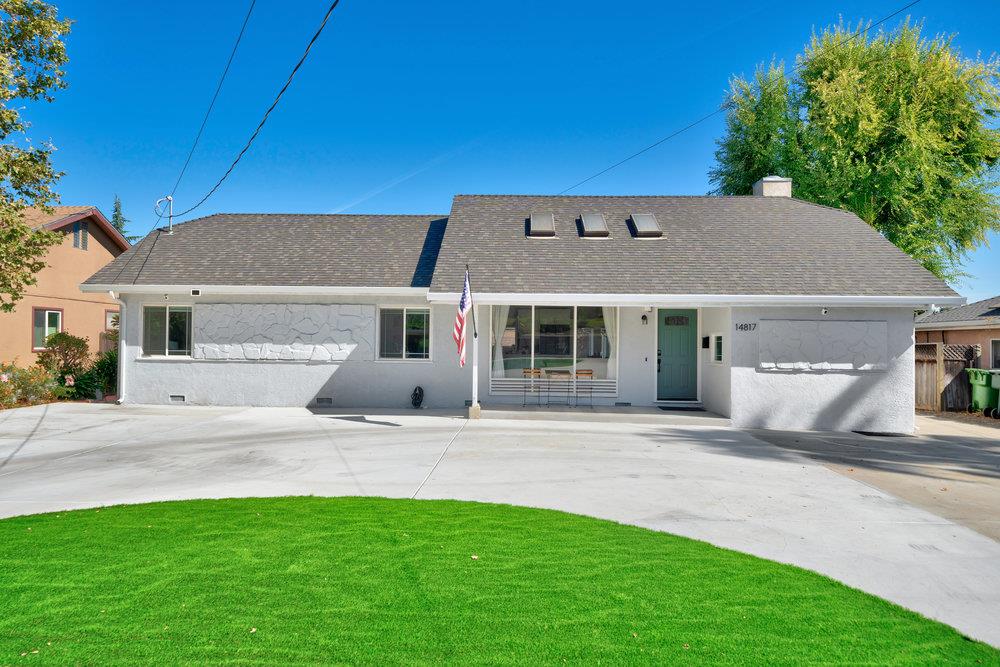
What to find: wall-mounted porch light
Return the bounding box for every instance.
[641,314,648,325]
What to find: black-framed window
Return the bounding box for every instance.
[142,306,192,356]
[992,339,1000,369]
[379,308,430,360]
[713,334,724,363]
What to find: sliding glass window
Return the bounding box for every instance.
[490,306,617,380]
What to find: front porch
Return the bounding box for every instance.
[480,303,731,415]
[478,403,729,427]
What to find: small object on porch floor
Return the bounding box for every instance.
[411,386,424,409]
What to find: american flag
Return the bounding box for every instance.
[453,269,472,366]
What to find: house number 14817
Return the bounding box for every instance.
[735,323,757,332]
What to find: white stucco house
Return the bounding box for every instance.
[81,177,963,432]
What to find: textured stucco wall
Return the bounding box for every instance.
[193,303,375,361]
[701,307,731,417]
[120,294,470,408]
[729,306,914,433]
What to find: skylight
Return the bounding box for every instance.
[630,213,662,238]
[580,213,609,237]
[528,212,555,237]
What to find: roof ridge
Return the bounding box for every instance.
[453,193,753,199]
[199,212,447,218]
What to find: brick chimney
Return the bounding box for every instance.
[752,175,792,197]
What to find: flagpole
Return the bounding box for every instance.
[466,264,480,418]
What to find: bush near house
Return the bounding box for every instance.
[0,362,61,408]
[34,332,93,399]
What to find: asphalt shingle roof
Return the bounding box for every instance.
[85,196,958,299]
[428,195,958,297]
[916,296,1000,326]
[85,214,447,288]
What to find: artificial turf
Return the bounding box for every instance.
[0,497,995,664]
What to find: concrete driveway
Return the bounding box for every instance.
[0,402,998,647]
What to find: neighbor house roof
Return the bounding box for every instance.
[427,195,958,299]
[25,205,130,252]
[83,213,447,290]
[915,296,1000,329]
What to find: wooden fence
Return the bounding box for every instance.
[914,343,977,412]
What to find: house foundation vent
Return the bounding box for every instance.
[614,401,632,407]
[315,397,333,406]
[169,395,186,403]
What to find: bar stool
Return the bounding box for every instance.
[575,369,594,407]
[522,368,542,406]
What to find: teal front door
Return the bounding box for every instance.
[657,309,697,401]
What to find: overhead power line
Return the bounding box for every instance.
[172,0,343,219]
[146,0,256,236]
[171,0,257,199]
[559,0,924,194]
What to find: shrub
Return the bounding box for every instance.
[0,362,60,408]
[36,332,90,378]
[90,348,118,395]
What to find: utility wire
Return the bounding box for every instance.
[173,0,343,219]
[559,0,923,194]
[146,0,257,235]
[171,0,257,198]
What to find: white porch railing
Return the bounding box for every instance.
[489,377,618,398]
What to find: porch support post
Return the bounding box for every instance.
[468,304,481,419]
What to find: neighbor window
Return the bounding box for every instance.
[992,340,1000,369]
[32,309,62,350]
[72,220,89,249]
[713,334,724,363]
[379,308,430,360]
[105,310,119,331]
[142,306,191,356]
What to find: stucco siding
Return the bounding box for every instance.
[701,307,731,417]
[0,223,121,363]
[729,306,915,432]
[120,294,468,408]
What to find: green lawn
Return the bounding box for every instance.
[0,497,995,664]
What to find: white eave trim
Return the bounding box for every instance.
[79,284,430,296]
[426,292,967,307]
[915,319,1000,331]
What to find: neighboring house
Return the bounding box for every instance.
[0,206,129,364]
[81,177,962,433]
[915,296,1000,369]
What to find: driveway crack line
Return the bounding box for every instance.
[411,419,468,499]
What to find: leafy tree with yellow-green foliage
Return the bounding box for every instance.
[0,0,71,312]
[710,21,1000,282]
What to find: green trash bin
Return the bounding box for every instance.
[966,368,999,417]
[991,371,1000,419]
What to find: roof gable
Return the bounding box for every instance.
[26,206,130,252]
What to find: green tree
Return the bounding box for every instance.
[709,21,1000,282]
[0,0,72,312]
[110,194,128,235]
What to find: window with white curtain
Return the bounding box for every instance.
[490,305,617,379]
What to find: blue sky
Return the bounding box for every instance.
[31,0,999,301]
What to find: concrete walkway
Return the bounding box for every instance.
[0,402,998,647]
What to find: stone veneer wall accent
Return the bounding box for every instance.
[192,303,375,362]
